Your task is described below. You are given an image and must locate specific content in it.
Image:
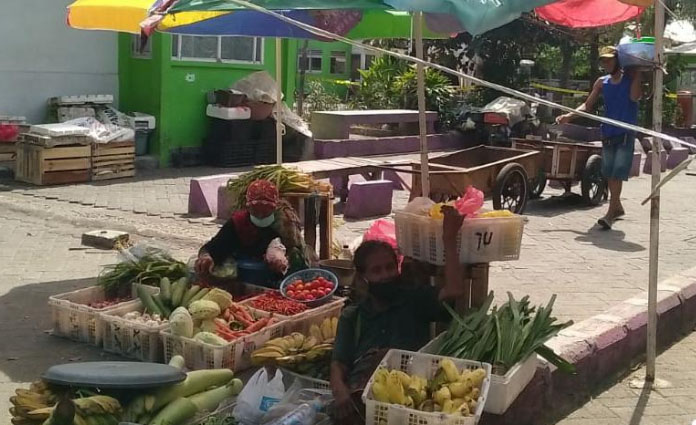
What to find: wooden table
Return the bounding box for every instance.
[311,109,438,140]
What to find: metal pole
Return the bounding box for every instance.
[414,12,430,197]
[275,37,283,164]
[646,0,665,383]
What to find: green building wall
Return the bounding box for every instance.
[118,33,354,166]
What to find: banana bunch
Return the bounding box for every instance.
[9,381,56,425]
[369,359,487,417]
[251,317,337,368]
[10,382,121,425]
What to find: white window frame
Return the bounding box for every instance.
[678,66,696,92]
[171,34,264,65]
[131,34,152,59]
[330,51,347,75]
[298,49,323,73]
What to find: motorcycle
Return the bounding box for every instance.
[455,96,540,147]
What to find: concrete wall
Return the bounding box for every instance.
[0,0,118,123]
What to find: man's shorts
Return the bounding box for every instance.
[602,132,635,181]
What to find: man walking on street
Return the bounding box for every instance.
[556,46,643,229]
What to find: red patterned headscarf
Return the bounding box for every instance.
[245,179,279,208]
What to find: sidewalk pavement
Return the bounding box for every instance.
[2,165,696,322]
[555,330,696,425]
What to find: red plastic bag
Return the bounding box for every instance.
[363,219,404,268]
[454,186,484,217]
[363,219,397,248]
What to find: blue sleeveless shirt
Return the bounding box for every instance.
[601,74,638,139]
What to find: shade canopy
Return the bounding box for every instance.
[536,0,644,28]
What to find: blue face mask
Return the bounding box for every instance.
[250,212,275,228]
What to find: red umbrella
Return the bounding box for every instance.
[536,0,645,28]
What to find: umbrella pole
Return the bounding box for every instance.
[414,11,430,198]
[275,37,283,164]
[646,0,665,385]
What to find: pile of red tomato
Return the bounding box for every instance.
[284,276,335,302]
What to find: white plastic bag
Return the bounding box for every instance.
[233,368,285,425]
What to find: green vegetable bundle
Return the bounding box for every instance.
[98,250,188,298]
[438,292,575,375]
[226,165,315,210]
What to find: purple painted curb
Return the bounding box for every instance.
[480,267,696,425]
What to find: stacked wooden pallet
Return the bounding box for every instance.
[91,141,135,181]
[15,141,91,185]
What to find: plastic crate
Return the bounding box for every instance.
[281,368,331,390]
[419,333,537,414]
[48,285,145,346]
[394,210,525,265]
[362,349,491,425]
[101,301,170,362]
[161,309,286,371]
[285,297,345,335]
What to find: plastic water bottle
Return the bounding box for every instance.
[264,403,316,425]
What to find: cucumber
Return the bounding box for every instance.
[171,277,188,307]
[180,285,201,308]
[159,277,172,304]
[137,285,162,316]
[186,288,210,307]
[152,295,171,318]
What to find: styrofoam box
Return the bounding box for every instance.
[394,210,525,266]
[206,105,252,120]
[49,94,114,105]
[362,349,491,425]
[127,113,156,130]
[419,333,538,415]
[30,123,91,137]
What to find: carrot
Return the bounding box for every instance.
[245,317,270,333]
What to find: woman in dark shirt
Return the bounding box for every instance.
[194,179,314,279]
[330,207,466,424]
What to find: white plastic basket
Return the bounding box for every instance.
[394,210,525,265]
[419,333,538,414]
[362,349,491,425]
[101,301,170,362]
[48,285,147,346]
[281,368,331,390]
[161,309,286,371]
[283,296,345,335]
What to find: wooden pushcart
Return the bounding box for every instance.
[386,145,541,214]
[511,138,606,205]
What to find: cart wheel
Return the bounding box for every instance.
[581,154,606,206]
[493,163,529,213]
[529,170,547,199]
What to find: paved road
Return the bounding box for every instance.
[555,331,696,425]
[0,162,695,423]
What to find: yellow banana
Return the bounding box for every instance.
[372,382,390,403]
[309,324,324,343]
[331,317,338,337]
[440,359,460,383]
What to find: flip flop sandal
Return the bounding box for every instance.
[598,216,613,230]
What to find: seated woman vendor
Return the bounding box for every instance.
[330,207,466,424]
[194,179,316,282]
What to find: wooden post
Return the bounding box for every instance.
[646,0,665,384]
[413,12,430,198]
[275,37,283,164]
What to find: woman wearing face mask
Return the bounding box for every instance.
[194,179,315,281]
[330,207,465,424]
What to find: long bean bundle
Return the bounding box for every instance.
[98,252,188,298]
[438,292,575,375]
[226,165,315,209]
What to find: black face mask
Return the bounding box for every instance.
[368,277,401,300]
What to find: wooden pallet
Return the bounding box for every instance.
[15,142,91,185]
[0,142,16,163]
[91,141,135,181]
